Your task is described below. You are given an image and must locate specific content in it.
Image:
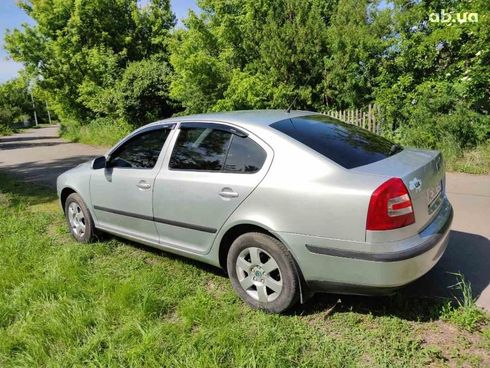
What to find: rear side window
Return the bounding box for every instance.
[169,127,232,171]
[223,136,266,173]
[110,128,169,169]
[271,115,400,169]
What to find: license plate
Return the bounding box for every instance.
[427,180,443,213]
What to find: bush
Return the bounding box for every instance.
[378,78,490,173]
[0,124,14,136]
[114,58,177,125]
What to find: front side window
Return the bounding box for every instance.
[110,128,170,169]
[169,127,232,171]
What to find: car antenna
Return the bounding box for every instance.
[286,95,298,113]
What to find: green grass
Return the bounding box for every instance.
[442,141,490,175]
[0,174,488,367]
[441,273,488,332]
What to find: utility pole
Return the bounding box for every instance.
[45,100,52,124]
[30,90,38,127]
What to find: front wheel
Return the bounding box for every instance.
[64,193,95,243]
[227,232,300,313]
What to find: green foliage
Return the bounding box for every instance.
[4,0,177,132]
[323,0,391,108]
[60,117,132,146]
[0,75,53,134]
[114,58,176,124]
[381,81,490,149]
[170,0,332,113]
[170,0,488,169]
[78,57,177,126]
[375,0,490,153]
[0,78,29,130]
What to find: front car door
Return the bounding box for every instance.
[91,125,173,243]
[153,122,272,254]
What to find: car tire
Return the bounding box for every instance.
[227,232,300,313]
[64,193,95,243]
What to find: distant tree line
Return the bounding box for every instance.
[0,76,53,134]
[1,0,488,152]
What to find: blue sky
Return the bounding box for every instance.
[0,0,199,83]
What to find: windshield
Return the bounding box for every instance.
[271,115,401,169]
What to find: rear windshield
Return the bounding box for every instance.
[271,115,401,169]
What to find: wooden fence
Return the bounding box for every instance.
[323,104,381,133]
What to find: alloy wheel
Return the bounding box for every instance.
[68,202,86,237]
[235,247,283,303]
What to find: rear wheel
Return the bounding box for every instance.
[227,232,300,313]
[64,193,95,243]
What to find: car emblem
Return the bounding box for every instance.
[409,177,422,192]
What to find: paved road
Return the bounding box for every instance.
[404,173,490,311]
[1,126,489,310]
[0,126,105,186]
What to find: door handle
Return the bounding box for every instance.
[219,187,239,199]
[137,180,151,190]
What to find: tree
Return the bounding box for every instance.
[170,0,333,113]
[0,75,51,132]
[323,0,391,109]
[0,79,28,132]
[4,0,177,128]
[4,0,488,155]
[374,0,490,149]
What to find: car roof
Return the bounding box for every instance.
[147,109,319,130]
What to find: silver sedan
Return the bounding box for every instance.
[57,110,453,313]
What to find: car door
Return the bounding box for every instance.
[91,125,173,243]
[153,122,272,254]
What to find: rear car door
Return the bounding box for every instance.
[91,125,173,243]
[153,122,272,254]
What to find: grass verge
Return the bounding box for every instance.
[0,174,488,367]
[442,141,490,175]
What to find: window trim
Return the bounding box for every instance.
[180,122,248,138]
[167,122,267,174]
[107,124,175,170]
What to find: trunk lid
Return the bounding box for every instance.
[352,148,445,232]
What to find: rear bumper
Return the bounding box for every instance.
[275,197,453,294]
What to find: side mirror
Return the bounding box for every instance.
[92,156,107,170]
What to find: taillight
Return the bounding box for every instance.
[366,178,415,231]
